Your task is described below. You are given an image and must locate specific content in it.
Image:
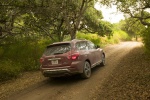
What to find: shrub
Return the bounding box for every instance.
[0,37,51,82]
[76,31,130,47]
[76,32,101,46]
[0,47,4,58]
[0,60,22,82]
[142,27,150,54]
[113,30,131,41]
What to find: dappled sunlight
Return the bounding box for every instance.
[104,42,143,66]
[120,41,143,48]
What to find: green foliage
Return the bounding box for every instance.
[76,30,130,47]
[100,30,131,46]
[99,30,131,46]
[0,60,22,82]
[83,7,113,36]
[113,30,131,41]
[0,47,4,57]
[142,27,150,54]
[119,18,146,37]
[0,0,112,41]
[76,32,101,46]
[0,37,51,81]
[98,0,150,26]
[3,38,50,71]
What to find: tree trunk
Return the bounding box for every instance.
[70,30,76,40]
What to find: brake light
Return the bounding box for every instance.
[68,53,80,60]
[40,58,44,63]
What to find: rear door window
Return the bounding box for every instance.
[44,43,71,56]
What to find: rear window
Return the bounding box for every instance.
[44,43,71,56]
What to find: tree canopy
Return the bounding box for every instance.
[0,0,113,42]
[98,0,150,26]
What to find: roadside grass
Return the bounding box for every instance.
[96,46,150,100]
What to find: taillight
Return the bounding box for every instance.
[40,58,44,63]
[68,53,80,60]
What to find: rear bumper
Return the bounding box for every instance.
[41,64,82,77]
[42,68,70,77]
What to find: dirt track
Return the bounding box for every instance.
[2,41,149,100]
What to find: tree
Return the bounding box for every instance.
[62,0,94,40]
[0,0,112,42]
[0,0,95,41]
[0,0,68,41]
[98,0,150,26]
[119,18,146,40]
[97,0,150,53]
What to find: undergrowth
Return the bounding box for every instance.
[0,37,51,82]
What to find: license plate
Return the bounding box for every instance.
[51,60,58,65]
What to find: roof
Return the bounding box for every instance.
[47,39,88,47]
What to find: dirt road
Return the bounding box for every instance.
[2,41,148,100]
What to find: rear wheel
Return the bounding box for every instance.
[100,53,105,66]
[81,61,91,79]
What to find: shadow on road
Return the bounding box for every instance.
[44,65,103,86]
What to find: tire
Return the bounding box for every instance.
[100,53,105,66]
[81,61,91,79]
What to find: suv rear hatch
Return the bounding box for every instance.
[41,43,72,68]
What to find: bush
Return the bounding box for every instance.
[76,32,101,46]
[76,31,130,47]
[142,27,150,54]
[0,47,4,57]
[0,60,22,82]
[1,38,51,71]
[113,30,131,41]
[0,37,52,82]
